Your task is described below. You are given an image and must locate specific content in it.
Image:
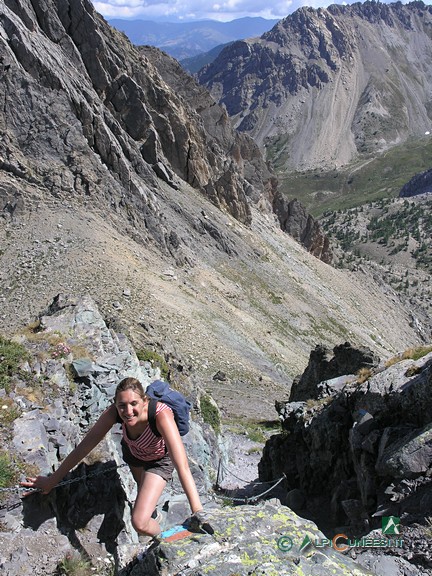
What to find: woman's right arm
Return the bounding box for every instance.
[20,404,118,496]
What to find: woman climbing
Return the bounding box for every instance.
[21,377,207,539]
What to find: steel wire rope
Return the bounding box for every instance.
[1,463,286,518]
[216,458,281,486]
[0,461,129,496]
[212,473,286,504]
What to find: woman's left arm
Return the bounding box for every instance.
[156,408,203,514]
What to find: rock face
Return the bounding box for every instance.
[0,0,246,227]
[399,168,432,198]
[260,347,432,574]
[198,2,432,171]
[0,0,330,261]
[126,500,373,576]
[0,295,224,573]
[139,45,332,263]
[289,342,380,401]
[273,196,333,263]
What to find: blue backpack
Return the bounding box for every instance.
[146,380,192,436]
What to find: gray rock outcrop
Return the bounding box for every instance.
[399,168,432,198]
[260,346,432,574]
[0,294,226,572]
[289,341,380,402]
[273,197,333,264]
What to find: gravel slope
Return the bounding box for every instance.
[0,181,425,421]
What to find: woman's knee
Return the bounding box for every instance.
[131,511,152,535]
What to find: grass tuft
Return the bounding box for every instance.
[56,553,92,576]
[200,394,221,434]
[136,348,170,380]
[356,367,373,384]
[0,451,17,492]
[0,336,29,392]
[385,345,432,368]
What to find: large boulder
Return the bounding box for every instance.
[289,342,380,402]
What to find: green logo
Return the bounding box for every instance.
[277,536,293,552]
[299,535,313,553]
[382,516,401,535]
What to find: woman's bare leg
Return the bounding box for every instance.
[131,471,166,536]
[129,464,143,487]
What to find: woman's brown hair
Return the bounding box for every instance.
[114,377,147,402]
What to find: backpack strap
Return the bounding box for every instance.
[148,397,161,437]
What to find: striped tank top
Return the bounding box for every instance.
[122,402,172,461]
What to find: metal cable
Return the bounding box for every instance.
[213,473,286,504]
[1,451,285,515]
[217,459,280,486]
[0,462,128,495]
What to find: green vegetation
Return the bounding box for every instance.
[225,417,280,443]
[385,345,432,367]
[321,197,432,274]
[0,397,21,425]
[0,451,16,491]
[56,554,92,576]
[136,348,170,380]
[200,394,221,434]
[275,137,432,217]
[0,336,29,392]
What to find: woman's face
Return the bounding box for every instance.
[115,390,146,426]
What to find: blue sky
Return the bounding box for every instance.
[94,0,421,22]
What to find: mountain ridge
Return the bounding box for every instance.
[198,1,432,173]
[107,16,279,60]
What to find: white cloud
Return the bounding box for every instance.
[93,0,297,21]
[92,0,428,22]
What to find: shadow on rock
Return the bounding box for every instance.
[21,460,126,556]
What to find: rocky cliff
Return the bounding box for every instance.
[0,295,222,573]
[259,343,432,575]
[198,1,432,172]
[0,0,330,262]
[139,45,333,264]
[0,0,248,228]
[400,169,432,197]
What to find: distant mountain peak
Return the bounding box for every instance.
[108,16,279,60]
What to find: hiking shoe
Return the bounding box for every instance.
[185,511,215,535]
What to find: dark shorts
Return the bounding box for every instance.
[121,440,174,482]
